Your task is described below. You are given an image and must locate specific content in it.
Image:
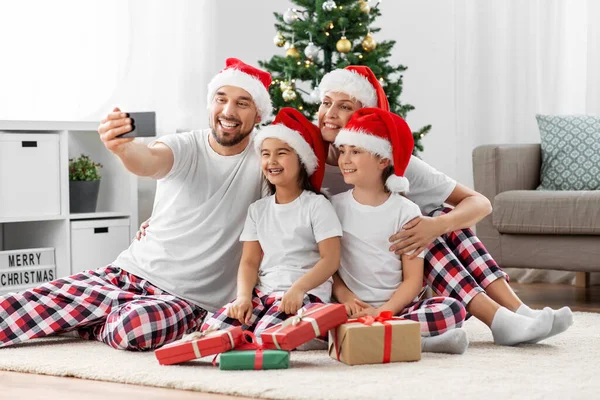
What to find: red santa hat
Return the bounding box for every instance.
[254,108,327,192]
[207,58,273,122]
[319,66,389,111]
[334,108,413,193]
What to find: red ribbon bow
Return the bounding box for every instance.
[213,330,264,369]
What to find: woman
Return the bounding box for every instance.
[316,65,572,345]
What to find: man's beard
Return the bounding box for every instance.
[210,118,253,147]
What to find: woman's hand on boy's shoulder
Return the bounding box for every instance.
[389,216,444,259]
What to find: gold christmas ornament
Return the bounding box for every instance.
[358,0,371,13]
[362,32,377,52]
[273,32,286,47]
[336,36,352,53]
[286,45,300,58]
[279,81,293,91]
[282,88,297,102]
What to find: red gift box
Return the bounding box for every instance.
[261,303,347,351]
[155,325,243,365]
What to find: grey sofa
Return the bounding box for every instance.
[472,144,600,285]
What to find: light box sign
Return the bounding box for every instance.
[0,248,55,269]
[0,248,56,290]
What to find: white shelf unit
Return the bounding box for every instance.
[0,120,138,294]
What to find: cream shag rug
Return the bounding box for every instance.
[0,312,598,400]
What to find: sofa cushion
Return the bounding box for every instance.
[493,190,600,235]
[536,114,600,191]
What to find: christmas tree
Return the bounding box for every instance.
[259,0,431,154]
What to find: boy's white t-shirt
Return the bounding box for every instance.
[331,190,424,308]
[113,129,267,312]
[322,155,456,215]
[240,190,343,303]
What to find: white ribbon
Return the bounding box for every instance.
[266,304,328,350]
[179,324,235,359]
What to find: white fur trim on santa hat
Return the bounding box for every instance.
[254,125,318,175]
[386,175,410,193]
[207,68,273,122]
[319,69,377,108]
[334,128,393,161]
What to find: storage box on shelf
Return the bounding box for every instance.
[0,120,138,294]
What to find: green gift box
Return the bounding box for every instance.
[219,349,289,370]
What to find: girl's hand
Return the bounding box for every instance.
[227,296,253,325]
[135,219,150,240]
[344,298,369,317]
[389,216,444,259]
[280,287,305,315]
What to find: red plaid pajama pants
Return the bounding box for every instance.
[396,296,467,336]
[202,288,323,341]
[424,207,509,307]
[0,266,206,351]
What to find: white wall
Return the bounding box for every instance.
[3,1,572,222]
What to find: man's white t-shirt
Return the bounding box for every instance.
[322,155,456,215]
[113,129,267,312]
[331,190,424,308]
[240,190,343,303]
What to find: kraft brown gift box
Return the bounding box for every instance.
[328,318,421,366]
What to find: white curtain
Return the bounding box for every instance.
[454,0,600,284]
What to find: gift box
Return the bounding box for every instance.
[219,349,290,370]
[261,303,348,351]
[155,326,243,365]
[328,312,421,365]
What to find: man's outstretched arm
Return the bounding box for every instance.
[97,107,174,180]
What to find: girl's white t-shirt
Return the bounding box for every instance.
[322,155,456,215]
[331,190,424,308]
[240,190,343,302]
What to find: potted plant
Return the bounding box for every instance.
[69,154,103,213]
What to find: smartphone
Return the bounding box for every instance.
[119,112,157,138]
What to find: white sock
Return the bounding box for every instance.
[490,306,553,346]
[421,329,469,354]
[516,304,574,341]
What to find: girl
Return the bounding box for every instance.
[330,107,554,352]
[202,108,342,342]
[317,66,571,345]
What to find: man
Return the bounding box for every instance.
[0,58,271,351]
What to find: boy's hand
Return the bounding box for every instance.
[227,296,253,324]
[344,298,368,317]
[279,287,305,315]
[350,299,380,318]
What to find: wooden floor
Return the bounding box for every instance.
[1,282,599,400]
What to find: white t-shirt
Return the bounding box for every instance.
[113,129,268,312]
[331,190,424,308]
[322,155,457,215]
[240,190,343,303]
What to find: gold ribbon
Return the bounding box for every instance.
[179,324,234,359]
[265,304,329,350]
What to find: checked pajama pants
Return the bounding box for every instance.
[0,266,207,350]
[424,207,509,308]
[202,288,324,340]
[205,289,466,338]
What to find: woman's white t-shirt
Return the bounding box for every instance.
[240,190,343,302]
[331,190,424,308]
